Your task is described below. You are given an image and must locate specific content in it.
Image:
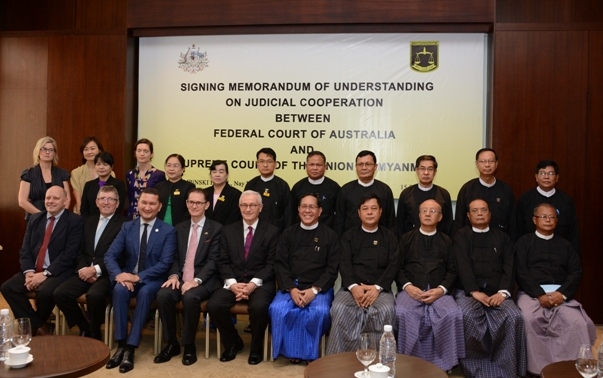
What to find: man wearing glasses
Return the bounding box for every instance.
[453,199,526,378]
[396,155,453,237]
[244,147,292,232]
[269,193,340,363]
[54,185,125,340]
[453,148,515,237]
[515,203,595,376]
[207,190,279,365]
[334,150,395,237]
[516,160,579,250]
[154,188,222,365]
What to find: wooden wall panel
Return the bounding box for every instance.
[0,37,48,281]
[76,0,127,31]
[46,35,128,178]
[573,0,603,23]
[128,0,494,29]
[581,31,603,320]
[497,0,572,23]
[492,30,600,317]
[493,31,588,196]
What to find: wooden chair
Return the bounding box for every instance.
[155,300,211,359]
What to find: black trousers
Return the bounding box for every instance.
[207,285,274,354]
[53,274,111,333]
[156,282,213,346]
[1,272,66,331]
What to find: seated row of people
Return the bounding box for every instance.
[1,185,594,377]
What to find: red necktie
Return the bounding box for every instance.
[36,216,55,272]
[244,226,253,260]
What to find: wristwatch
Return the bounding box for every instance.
[194,278,202,285]
[311,287,320,295]
[43,270,51,277]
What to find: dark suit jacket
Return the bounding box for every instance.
[156,179,196,225]
[169,218,222,291]
[19,210,84,278]
[80,177,127,219]
[204,183,242,226]
[104,218,177,284]
[217,219,278,287]
[76,213,127,275]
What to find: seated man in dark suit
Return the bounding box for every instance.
[53,185,126,340]
[207,190,279,365]
[104,188,176,373]
[155,188,222,365]
[1,185,84,335]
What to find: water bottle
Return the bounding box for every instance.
[379,324,396,377]
[597,342,603,378]
[0,309,13,362]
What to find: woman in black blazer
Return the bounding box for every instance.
[204,160,242,226]
[156,153,196,225]
[81,152,127,218]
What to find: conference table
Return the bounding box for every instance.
[304,351,447,378]
[1,335,110,378]
[540,360,581,378]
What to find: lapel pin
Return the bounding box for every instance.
[373,240,378,245]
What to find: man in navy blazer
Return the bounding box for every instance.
[1,186,84,335]
[155,188,222,365]
[207,190,278,365]
[53,185,126,340]
[104,188,176,373]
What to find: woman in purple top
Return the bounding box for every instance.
[125,138,165,219]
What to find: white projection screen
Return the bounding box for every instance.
[138,33,488,198]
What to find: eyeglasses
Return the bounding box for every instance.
[97,197,118,203]
[299,204,319,210]
[257,160,275,165]
[538,171,556,177]
[40,147,55,153]
[477,159,496,164]
[417,167,435,172]
[470,208,489,214]
[165,164,181,168]
[239,203,260,209]
[356,163,375,168]
[420,209,441,214]
[186,200,207,207]
[534,214,557,220]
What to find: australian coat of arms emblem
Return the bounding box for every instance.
[410,41,438,72]
[178,44,209,73]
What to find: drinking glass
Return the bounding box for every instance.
[355,332,377,378]
[12,318,32,349]
[575,344,598,378]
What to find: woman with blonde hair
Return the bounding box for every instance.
[18,136,71,219]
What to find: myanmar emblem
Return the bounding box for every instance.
[178,44,209,74]
[410,41,439,72]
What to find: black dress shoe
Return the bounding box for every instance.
[106,347,125,369]
[219,337,244,362]
[248,352,262,365]
[119,349,135,373]
[182,344,197,365]
[153,343,181,363]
